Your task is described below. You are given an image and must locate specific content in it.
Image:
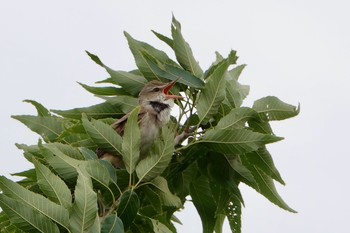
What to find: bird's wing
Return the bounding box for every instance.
[111,108,147,136]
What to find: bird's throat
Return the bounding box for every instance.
[149,101,170,114]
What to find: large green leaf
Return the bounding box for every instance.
[0,176,70,231]
[0,195,60,233]
[86,51,147,96]
[253,96,300,121]
[225,195,242,233]
[197,51,237,124]
[78,82,129,96]
[101,215,124,233]
[225,78,250,109]
[122,107,141,175]
[69,172,98,233]
[201,129,283,154]
[1,223,26,233]
[136,127,174,182]
[152,30,174,48]
[12,115,69,142]
[240,156,297,213]
[215,107,258,130]
[82,115,123,156]
[149,177,181,208]
[52,102,124,120]
[171,15,203,77]
[124,32,178,81]
[101,96,138,114]
[33,158,72,210]
[190,175,217,233]
[117,190,140,230]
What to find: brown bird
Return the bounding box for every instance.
[97,79,183,168]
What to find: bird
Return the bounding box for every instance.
[97,78,183,168]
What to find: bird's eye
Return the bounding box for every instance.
[152,87,160,92]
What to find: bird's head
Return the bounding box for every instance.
[138,79,183,114]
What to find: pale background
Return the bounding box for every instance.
[1,0,349,232]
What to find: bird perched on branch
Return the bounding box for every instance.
[97,79,183,168]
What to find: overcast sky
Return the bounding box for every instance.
[1,0,349,232]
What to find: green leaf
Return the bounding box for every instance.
[149,218,173,233]
[52,101,125,120]
[69,171,98,233]
[23,99,51,117]
[1,223,25,233]
[101,96,138,114]
[0,195,60,233]
[122,107,141,175]
[243,147,285,185]
[149,177,181,208]
[225,79,250,109]
[215,107,258,130]
[225,195,242,233]
[190,175,217,233]
[33,158,72,210]
[228,64,246,80]
[11,115,69,142]
[82,115,123,156]
[197,51,237,124]
[124,32,178,81]
[240,156,297,213]
[136,126,174,182]
[86,50,148,96]
[78,82,129,96]
[171,15,203,77]
[101,215,124,233]
[201,129,283,154]
[117,190,140,230]
[152,30,174,48]
[253,96,300,121]
[0,176,70,231]
[140,51,204,89]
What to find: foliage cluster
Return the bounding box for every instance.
[0,16,299,233]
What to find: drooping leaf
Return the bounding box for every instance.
[140,51,205,89]
[201,128,283,154]
[23,99,51,117]
[33,158,72,210]
[136,126,174,182]
[122,107,141,175]
[101,215,124,233]
[117,190,140,230]
[52,101,124,120]
[197,51,237,124]
[78,82,129,96]
[12,115,70,142]
[171,15,203,77]
[0,195,60,233]
[253,96,300,121]
[69,171,98,233]
[190,175,217,233]
[149,176,182,208]
[226,195,242,233]
[215,107,258,130]
[0,176,70,231]
[86,51,148,96]
[82,114,123,156]
[240,156,297,213]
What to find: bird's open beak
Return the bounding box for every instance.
[163,78,183,100]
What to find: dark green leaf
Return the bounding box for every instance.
[149,177,181,208]
[78,82,129,96]
[152,30,174,48]
[225,195,242,233]
[23,99,51,117]
[101,215,124,233]
[101,96,138,114]
[117,190,140,230]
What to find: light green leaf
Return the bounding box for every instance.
[0,195,60,233]
[197,51,237,124]
[86,51,148,96]
[225,79,250,108]
[101,215,124,233]
[79,147,98,160]
[23,99,51,117]
[0,176,70,231]
[149,177,181,208]
[33,158,72,210]
[117,190,140,230]
[253,96,300,121]
[11,115,70,142]
[101,96,138,114]
[122,107,141,175]
[149,218,173,233]
[171,15,203,77]
[228,64,246,81]
[190,175,217,233]
[82,115,123,156]
[136,126,174,182]
[201,129,283,154]
[1,223,26,233]
[152,30,174,48]
[215,107,258,130]
[69,172,98,233]
[140,51,205,88]
[52,102,125,120]
[78,82,129,96]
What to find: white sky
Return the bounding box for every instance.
[1,0,349,232]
